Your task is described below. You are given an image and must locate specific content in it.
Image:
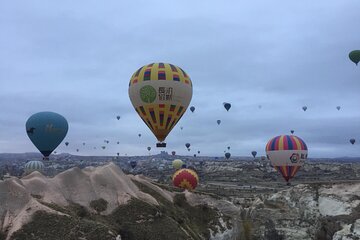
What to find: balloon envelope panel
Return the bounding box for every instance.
[172,159,184,169]
[172,169,199,190]
[128,63,193,142]
[24,160,44,174]
[26,112,68,157]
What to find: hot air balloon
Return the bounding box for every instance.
[116,116,121,120]
[349,50,360,65]
[197,151,200,154]
[225,152,231,159]
[129,63,193,148]
[251,151,257,158]
[76,149,79,152]
[190,106,195,113]
[102,146,106,149]
[223,102,231,111]
[65,142,69,146]
[26,112,68,160]
[180,126,183,130]
[336,106,341,111]
[117,141,120,144]
[193,154,196,157]
[138,134,141,138]
[217,120,221,125]
[187,148,191,152]
[83,142,85,146]
[172,151,176,156]
[290,130,294,134]
[265,135,308,183]
[173,169,198,191]
[227,146,230,150]
[302,106,307,111]
[147,146,151,151]
[350,138,356,145]
[24,160,44,175]
[185,143,190,149]
[130,160,137,169]
[117,153,120,156]
[172,159,184,170]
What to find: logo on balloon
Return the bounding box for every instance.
[290,153,299,163]
[140,85,156,103]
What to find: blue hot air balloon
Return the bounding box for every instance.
[223,102,231,111]
[26,112,68,160]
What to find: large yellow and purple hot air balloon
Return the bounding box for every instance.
[172,168,199,191]
[129,63,193,147]
[265,135,308,183]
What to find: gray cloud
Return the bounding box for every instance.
[1,0,359,157]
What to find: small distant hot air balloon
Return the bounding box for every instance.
[193,154,196,157]
[172,159,184,170]
[129,63,193,148]
[223,102,231,111]
[225,152,231,159]
[138,134,141,138]
[197,151,200,154]
[266,135,308,183]
[302,106,307,111]
[187,148,191,152]
[336,106,341,111]
[173,169,198,191]
[227,146,230,150]
[130,160,137,169]
[117,153,120,156]
[83,142,85,146]
[102,146,106,149]
[26,111,68,160]
[76,149,79,152]
[190,106,195,113]
[172,151,176,156]
[180,126,183,130]
[116,116,121,120]
[147,146,151,151]
[65,142,69,146]
[349,50,360,65]
[185,143,190,149]
[290,130,294,134]
[217,120,221,125]
[117,141,120,144]
[24,160,44,175]
[350,138,356,145]
[251,151,257,158]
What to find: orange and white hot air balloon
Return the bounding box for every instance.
[172,168,199,191]
[128,63,193,147]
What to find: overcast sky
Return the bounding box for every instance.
[0,0,359,158]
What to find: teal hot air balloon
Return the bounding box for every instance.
[26,112,68,160]
[349,50,360,65]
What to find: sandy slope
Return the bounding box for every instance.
[0,162,161,239]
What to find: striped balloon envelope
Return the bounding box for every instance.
[24,160,44,175]
[265,135,308,183]
[172,168,199,191]
[128,63,192,147]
